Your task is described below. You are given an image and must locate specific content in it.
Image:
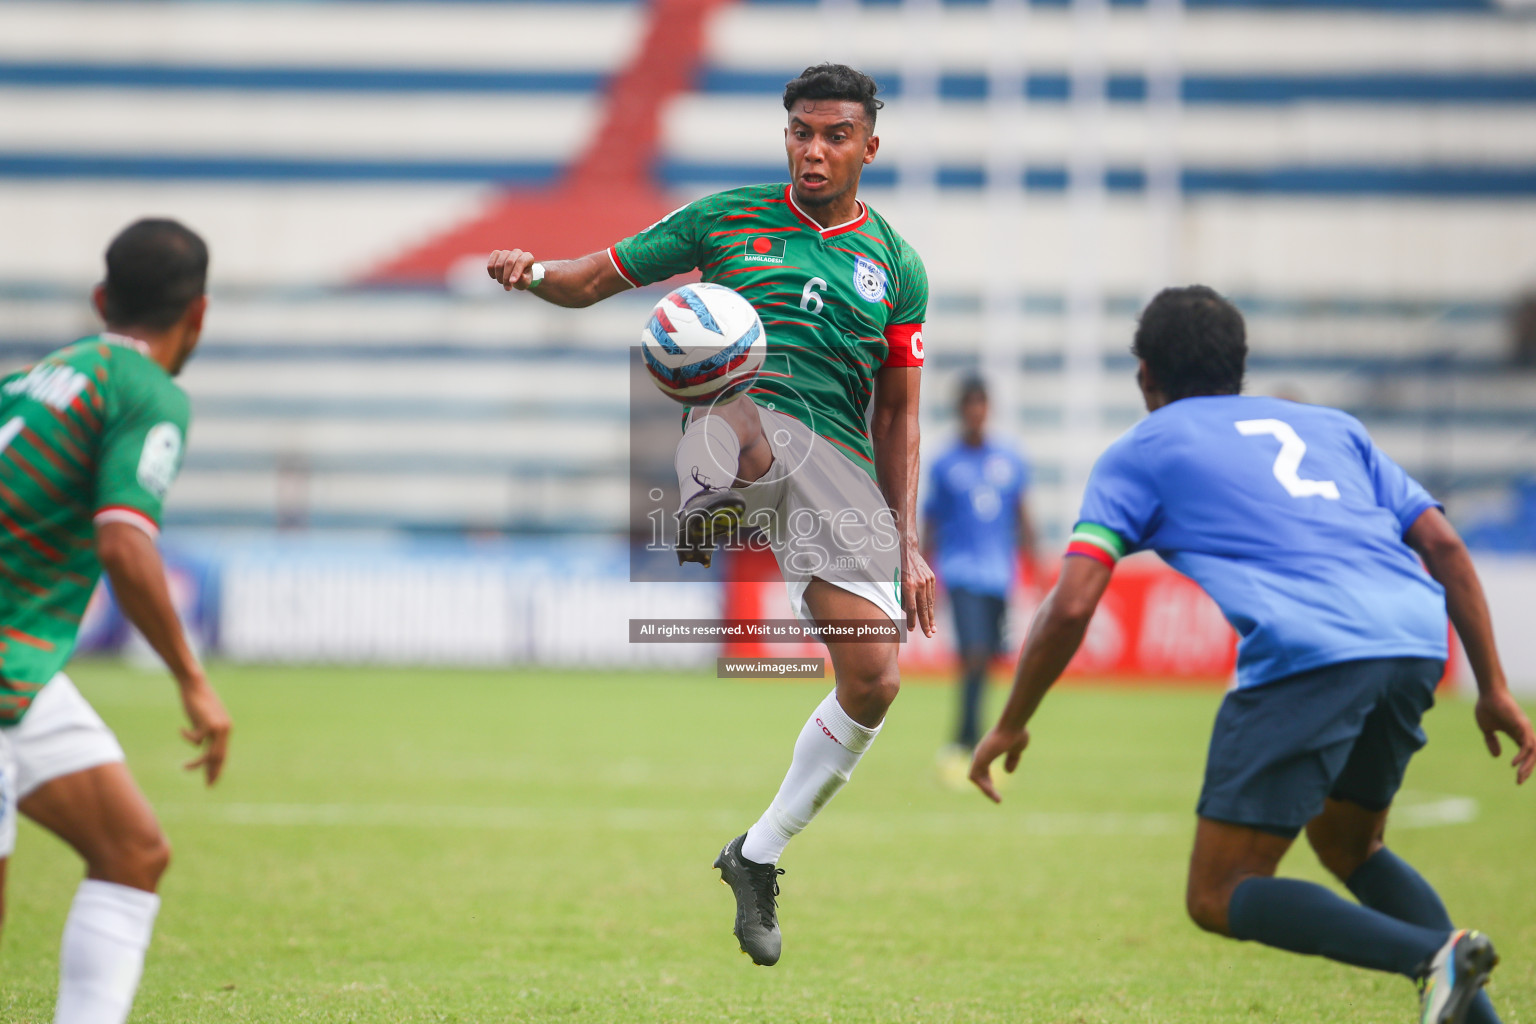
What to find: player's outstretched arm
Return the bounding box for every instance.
[872,365,936,637]
[1406,507,1536,783]
[96,522,232,785]
[970,555,1113,802]
[486,248,631,308]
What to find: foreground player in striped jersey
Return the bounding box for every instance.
[0,219,231,1024]
[489,64,934,965]
[971,287,1533,1024]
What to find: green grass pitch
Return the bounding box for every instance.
[2,662,1532,1023]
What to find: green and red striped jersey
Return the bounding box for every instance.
[0,334,189,724]
[610,183,928,476]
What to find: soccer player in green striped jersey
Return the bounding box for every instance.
[0,219,231,1024]
[489,64,935,965]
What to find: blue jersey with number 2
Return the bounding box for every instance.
[1077,395,1447,689]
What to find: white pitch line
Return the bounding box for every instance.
[158,803,741,832]
[1388,793,1481,830]
[158,792,1477,836]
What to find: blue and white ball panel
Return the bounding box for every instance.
[640,282,766,406]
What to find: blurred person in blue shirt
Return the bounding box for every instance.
[922,375,1037,781]
[969,286,1534,1024]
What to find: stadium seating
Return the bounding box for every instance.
[3,0,1534,542]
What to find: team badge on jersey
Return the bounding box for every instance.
[742,235,786,264]
[853,257,887,303]
[137,422,184,499]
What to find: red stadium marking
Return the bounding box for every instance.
[368,0,733,284]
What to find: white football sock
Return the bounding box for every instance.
[674,413,741,508]
[741,689,881,865]
[54,879,160,1024]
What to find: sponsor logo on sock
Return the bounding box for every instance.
[815,717,843,745]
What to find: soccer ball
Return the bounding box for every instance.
[640,283,765,406]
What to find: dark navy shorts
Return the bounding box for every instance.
[1197,657,1442,839]
[948,587,1008,659]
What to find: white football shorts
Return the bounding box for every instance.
[736,404,904,628]
[0,673,126,858]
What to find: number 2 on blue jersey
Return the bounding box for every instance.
[1235,418,1341,500]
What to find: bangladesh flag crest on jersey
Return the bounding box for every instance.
[742,235,786,264]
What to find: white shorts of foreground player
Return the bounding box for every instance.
[0,674,157,1024]
[736,405,903,627]
[0,674,126,858]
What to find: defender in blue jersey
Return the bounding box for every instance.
[969,287,1534,1024]
[922,376,1036,775]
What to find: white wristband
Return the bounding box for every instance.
[528,262,546,289]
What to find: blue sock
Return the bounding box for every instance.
[1347,849,1501,1024]
[1228,876,1448,978]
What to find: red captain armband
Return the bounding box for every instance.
[883,323,925,367]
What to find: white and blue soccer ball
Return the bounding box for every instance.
[640,282,765,406]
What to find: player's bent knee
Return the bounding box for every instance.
[1304,825,1349,881]
[856,667,900,708]
[1184,885,1230,936]
[841,674,898,707]
[834,662,900,726]
[1184,863,1248,937]
[95,830,171,891]
[1305,807,1384,883]
[148,833,172,879]
[1308,834,1377,883]
[136,832,172,886]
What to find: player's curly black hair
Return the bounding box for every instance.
[1132,285,1247,402]
[102,218,208,331]
[783,64,884,130]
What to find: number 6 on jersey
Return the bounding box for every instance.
[800,277,827,314]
